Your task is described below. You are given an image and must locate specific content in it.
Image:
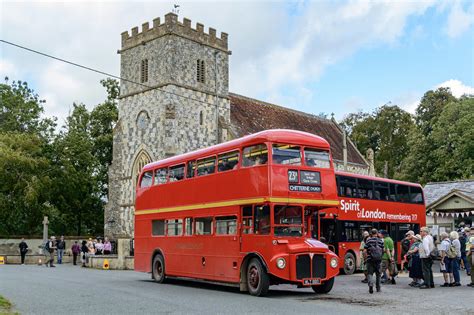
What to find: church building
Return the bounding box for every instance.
[105,13,370,239]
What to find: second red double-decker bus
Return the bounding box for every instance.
[134,130,340,296]
[315,172,426,274]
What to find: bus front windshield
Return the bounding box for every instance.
[274,205,303,237]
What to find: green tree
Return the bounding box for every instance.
[341,105,414,178]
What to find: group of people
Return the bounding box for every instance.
[360,226,474,294]
[43,236,112,267]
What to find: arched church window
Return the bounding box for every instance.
[132,150,152,188]
[199,111,203,125]
[137,111,150,130]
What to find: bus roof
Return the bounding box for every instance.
[143,129,330,171]
[335,171,422,188]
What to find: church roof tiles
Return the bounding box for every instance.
[228,93,367,166]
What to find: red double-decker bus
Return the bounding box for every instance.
[134,130,340,296]
[316,171,426,275]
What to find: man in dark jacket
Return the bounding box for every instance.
[45,236,57,267]
[364,229,384,294]
[56,236,66,264]
[19,238,28,265]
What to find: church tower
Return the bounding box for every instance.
[105,13,231,238]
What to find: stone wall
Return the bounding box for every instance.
[105,13,231,239]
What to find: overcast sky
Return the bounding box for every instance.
[1,0,473,126]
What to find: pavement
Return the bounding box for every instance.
[0,262,472,315]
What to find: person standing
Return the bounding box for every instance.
[467,228,474,287]
[81,240,88,267]
[401,231,414,272]
[45,236,57,267]
[19,238,28,265]
[95,239,104,255]
[380,230,396,284]
[360,231,370,283]
[459,228,471,276]
[71,241,81,266]
[439,232,454,287]
[449,231,462,286]
[364,229,384,294]
[103,237,112,255]
[407,234,423,287]
[419,227,435,289]
[56,236,66,264]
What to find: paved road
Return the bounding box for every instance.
[0,263,472,315]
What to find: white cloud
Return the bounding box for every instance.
[0,59,18,79]
[444,0,474,38]
[0,0,469,124]
[436,79,474,98]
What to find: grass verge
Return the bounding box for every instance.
[0,295,18,315]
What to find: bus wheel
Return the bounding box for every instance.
[247,258,269,296]
[152,254,166,283]
[312,277,334,294]
[343,252,356,275]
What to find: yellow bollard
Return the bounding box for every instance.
[103,259,110,270]
[0,256,5,265]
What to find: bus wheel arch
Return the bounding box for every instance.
[151,249,166,283]
[239,253,268,293]
[342,250,357,275]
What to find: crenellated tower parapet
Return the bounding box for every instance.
[120,13,229,53]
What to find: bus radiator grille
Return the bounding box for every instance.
[312,254,326,279]
[296,254,311,280]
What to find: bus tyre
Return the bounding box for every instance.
[343,252,356,275]
[152,254,166,283]
[247,258,270,297]
[312,277,334,294]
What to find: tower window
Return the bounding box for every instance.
[141,59,149,83]
[199,111,204,125]
[196,59,205,83]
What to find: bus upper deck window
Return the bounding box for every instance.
[272,144,301,165]
[243,144,268,167]
[218,150,239,172]
[304,148,330,168]
[140,171,153,188]
[197,157,216,176]
[410,186,424,204]
[154,168,168,185]
[169,164,185,182]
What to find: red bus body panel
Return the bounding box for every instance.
[134,130,340,288]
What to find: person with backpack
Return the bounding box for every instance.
[19,238,29,265]
[419,226,435,289]
[439,232,454,287]
[44,236,57,267]
[450,231,462,286]
[364,228,384,294]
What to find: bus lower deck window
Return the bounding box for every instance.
[216,216,237,235]
[184,218,193,235]
[254,205,270,235]
[166,219,183,236]
[195,217,213,235]
[152,220,165,236]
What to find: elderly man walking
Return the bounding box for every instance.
[44,236,57,267]
[419,227,435,289]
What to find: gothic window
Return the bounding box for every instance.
[199,111,203,125]
[140,59,149,83]
[165,104,176,119]
[136,111,150,130]
[132,150,152,188]
[196,59,205,83]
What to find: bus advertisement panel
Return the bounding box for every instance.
[316,172,426,275]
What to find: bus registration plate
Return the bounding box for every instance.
[303,279,321,285]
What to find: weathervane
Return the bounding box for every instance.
[172,4,180,14]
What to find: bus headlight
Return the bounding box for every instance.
[330,257,338,269]
[276,258,286,269]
